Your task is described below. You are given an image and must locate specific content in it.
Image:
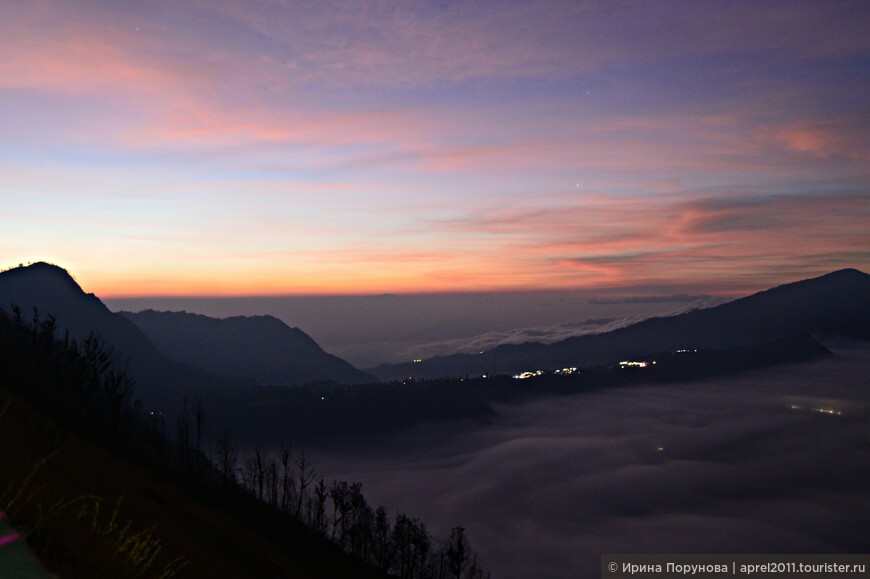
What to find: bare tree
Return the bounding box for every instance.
[254,446,265,500]
[267,457,279,507]
[411,521,431,579]
[372,506,393,572]
[330,480,350,546]
[348,482,374,560]
[278,445,294,512]
[294,451,315,519]
[216,423,237,483]
[446,527,470,579]
[392,513,421,579]
[311,476,329,534]
[242,452,257,492]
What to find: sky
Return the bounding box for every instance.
[2,0,869,297]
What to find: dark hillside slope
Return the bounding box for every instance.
[0,263,246,410]
[0,313,388,579]
[0,309,485,578]
[0,388,391,579]
[121,310,372,385]
[371,268,870,380]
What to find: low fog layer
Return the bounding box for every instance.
[392,313,662,363]
[312,342,870,578]
[106,292,723,367]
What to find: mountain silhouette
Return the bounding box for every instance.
[0,263,491,442]
[369,268,870,380]
[0,262,246,410]
[121,310,372,385]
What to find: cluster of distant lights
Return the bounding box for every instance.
[414,348,705,381]
[510,348,704,379]
[512,367,579,380]
[619,360,655,368]
[513,370,544,380]
[512,361,659,379]
[790,404,843,416]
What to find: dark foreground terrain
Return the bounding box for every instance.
[0,310,389,578]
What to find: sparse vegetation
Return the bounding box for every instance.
[0,400,188,578]
[0,306,490,578]
[227,442,491,579]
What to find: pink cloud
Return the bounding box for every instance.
[3,1,867,296]
[410,111,866,177]
[428,190,869,292]
[774,121,870,161]
[0,24,211,99]
[123,104,434,150]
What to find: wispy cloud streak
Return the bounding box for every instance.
[1,0,867,294]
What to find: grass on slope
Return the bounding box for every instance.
[0,388,386,578]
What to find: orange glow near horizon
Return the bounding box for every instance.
[2,2,868,297]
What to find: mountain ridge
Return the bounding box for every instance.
[0,262,249,411]
[369,268,870,380]
[120,309,373,385]
[0,262,372,407]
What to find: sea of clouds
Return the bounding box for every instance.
[392,295,727,362]
[312,341,870,578]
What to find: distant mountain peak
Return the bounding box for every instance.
[129,309,312,341]
[3,261,81,285]
[0,262,94,309]
[121,309,372,385]
[821,267,866,278]
[0,264,256,412]
[747,267,869,299]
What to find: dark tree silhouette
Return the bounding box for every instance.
[278,445,293,512]
[372,506,393,572]
[295,452,316,518]
[216,423,237,483]
[446,527,470,579]
[330,480,350,547]
[311,476,329,534]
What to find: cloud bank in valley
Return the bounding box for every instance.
[394,295,726,362]
[313,343,870,579]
